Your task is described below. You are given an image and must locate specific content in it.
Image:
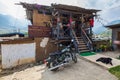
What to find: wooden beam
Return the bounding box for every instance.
[58,9,91,15]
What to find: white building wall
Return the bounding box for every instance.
[1,43,36,69]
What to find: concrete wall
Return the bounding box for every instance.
[0,37,58,69]
[1,43,36,69]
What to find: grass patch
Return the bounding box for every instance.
[109,66,120,80]
[80,52,96,56]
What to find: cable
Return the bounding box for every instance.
[95,16,109,26]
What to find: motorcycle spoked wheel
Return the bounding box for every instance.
[71,53,77,63]
[49,61,59,71]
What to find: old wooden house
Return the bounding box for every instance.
[0,2,101,69]
[106,23,120,50]
[20,2,100,61]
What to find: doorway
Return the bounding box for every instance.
[117,32,120,49]
[0,44,1,69]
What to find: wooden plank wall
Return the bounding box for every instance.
[28,25,51,38]
[34,38,58,62]
[33,10,51,26]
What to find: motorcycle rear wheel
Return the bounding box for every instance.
[49,62,59,71]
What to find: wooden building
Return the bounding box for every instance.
[106,23,120,50]
[20,2,100,61]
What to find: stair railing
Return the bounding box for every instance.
[69,26,79,52]
[81,27,93,51]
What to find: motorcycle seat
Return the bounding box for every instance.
[50,51,63,56]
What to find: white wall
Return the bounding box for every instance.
[1,43,36,69]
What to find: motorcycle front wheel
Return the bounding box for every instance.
[71,53,77,63]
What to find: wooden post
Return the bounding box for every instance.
[81,14,84,36]
[90,25,92,38]
[57,12,60,39]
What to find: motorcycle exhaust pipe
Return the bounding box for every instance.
[44,58,51,65]
[48,63,69,71]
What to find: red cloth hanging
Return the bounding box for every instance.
[89,18,94,27]
[57,17,60,22]
[69,17,72,24]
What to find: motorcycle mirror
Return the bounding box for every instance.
[71,39,74,42]
[59,44,63,47]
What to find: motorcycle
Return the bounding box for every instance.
[45,40,77,71]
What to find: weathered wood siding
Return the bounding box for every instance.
[28,25,51,38]
[33,10,51,26]
[34,38,58,62]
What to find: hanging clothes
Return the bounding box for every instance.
[69,17,72,24]
[89,18,94,27]
[57,17,61,22]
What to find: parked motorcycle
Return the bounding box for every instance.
[45,40,77,71]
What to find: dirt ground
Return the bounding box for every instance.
[0,57,117,80]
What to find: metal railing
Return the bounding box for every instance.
[69,26,79,52]
[81,27,93,51]
[52,23,71,40]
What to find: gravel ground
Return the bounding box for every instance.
[0,58,117,80]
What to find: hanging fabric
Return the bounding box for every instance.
[35,4,41,9]
[42,10,46,16]
[89,18,94,27]
[69,16,73,24]
[57,16,60,22]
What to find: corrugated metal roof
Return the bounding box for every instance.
[20,2,100,14]
[105,20,120,28]
[0,32,24,37]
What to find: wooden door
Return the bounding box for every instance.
[117,32,120,49]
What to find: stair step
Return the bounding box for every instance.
[76,39,83,42]
[76,37,82,38]
[78,45,87,47]
[75,38,83,40]
[78,43,86,45]
[79,47,88,50]
[78,39,84,41]
[79,42,86,45]
[77,38,83,40]
[75,40,84,43]
[78,41,85,43]
[78,47,88,49]
[80,50,90,53]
